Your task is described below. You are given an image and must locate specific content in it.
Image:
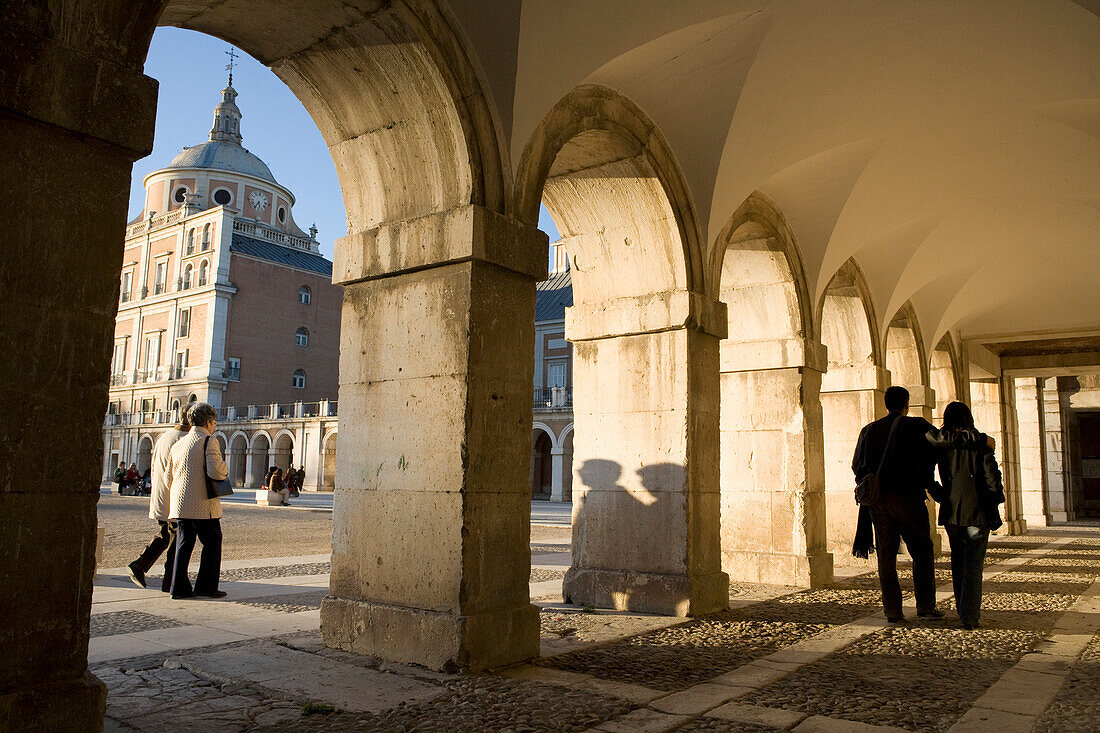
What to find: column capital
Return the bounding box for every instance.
[821,366,891,393]
[901,384,937,408]
[1,29,157,158]
[719,337,828,373]
[333,205,548,285]
[566,290,727,341]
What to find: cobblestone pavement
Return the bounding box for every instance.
[530,568,567,583]
[97,529,1100,733]
[91,610,186,638]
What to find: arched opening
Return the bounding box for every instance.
[247,433,270,489]
[929,335,960,425]
[182,263,193,290]
[273,431,294,471]
[885,305,929,404]
[515,85,726,616]
[530,428,554,500]
[136,435,153,476]
[228,433,248,487]
[713,194,831,587]
[321,430,337,491]
[198,260,208,286]
[818,260,884,560]
[297,285,311,305]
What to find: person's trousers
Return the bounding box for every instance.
[170,518,222,596]
[131,520,177,592]
[946,524,989,626]
[869,493,937,618]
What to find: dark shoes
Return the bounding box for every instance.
[886,614,907,624]
[961,620,981,630]
[127,563,147,589]
[917,609,946,620]
[194,590,228,598]
[171,591,195,600]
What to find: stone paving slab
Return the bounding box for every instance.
[792,716,909,733]
[650,683,751,715]
[593,708,689,733]
[706,701,807,729]
[173,639,442,713]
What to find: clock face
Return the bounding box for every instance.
[249,190,269,212]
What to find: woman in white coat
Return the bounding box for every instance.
[166,402,229,599]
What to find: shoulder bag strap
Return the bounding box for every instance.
[875,415,902,477]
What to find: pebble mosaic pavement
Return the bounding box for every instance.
[98,531,1100,733]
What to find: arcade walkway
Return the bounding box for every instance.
[94,527,1099,733]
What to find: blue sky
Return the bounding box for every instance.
[133,28,560,260]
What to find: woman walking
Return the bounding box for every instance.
[936,401,1005,629]
[165,402,229,599]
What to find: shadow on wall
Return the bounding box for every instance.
[565,459,697,615]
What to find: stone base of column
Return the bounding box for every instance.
[723,550,833,588]
[1024,513,1050,528]
[0,672,105,732]
[1049,512,1068,523]
[562,567,729,616]
[320,596,539,673]
[1003,518,1028,535]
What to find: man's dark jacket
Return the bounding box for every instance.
[852,414,987,501]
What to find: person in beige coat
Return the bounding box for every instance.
[166,402,229,599]
[126,407,190,591]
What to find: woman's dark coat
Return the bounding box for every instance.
[936,430,1005,529]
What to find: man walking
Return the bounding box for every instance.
[126,407,189,590]
[852,386,991,623]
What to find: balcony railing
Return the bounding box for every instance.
[534,386,572,410]
[232,219,317,252]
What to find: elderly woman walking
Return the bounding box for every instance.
[166,402,229,599]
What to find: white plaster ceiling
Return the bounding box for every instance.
[466,0,1100,355]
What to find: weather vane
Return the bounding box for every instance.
[225,48,239,85]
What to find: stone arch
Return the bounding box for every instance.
[532,421,558,451]
[884,303,929,392]
[247,431,271,488]
[321,428,337,491]
[818,258,886,560]
[136,434,154,476]
[712,193,831,586]
[272,429,295,471]
[514,85,727,616]
[530,428,554,500]
[212,431,228,456]
[227,431,249,487]
[929,333,961,424]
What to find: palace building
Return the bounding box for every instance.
[102,80,341,485]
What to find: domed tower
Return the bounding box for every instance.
[108,78,340,450]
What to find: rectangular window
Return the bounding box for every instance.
[174,350,188,378]
[178,308,190,338]
[141,398,155,413]
[143,334,160,380]
[120,271,132,302]
[548,362,567,388]
[111,341,127,374]
[226,357,241,381]
[154,262,168,295]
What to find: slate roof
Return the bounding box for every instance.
[230,233,333,277]
[166,141,277,183]
[535,268,572,323]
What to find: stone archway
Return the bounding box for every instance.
[713,193,832,587]
[531,429,554,500]
[136,435,154,476]
[227,432,248,487]
[320,429,337,491]
[930,334,961,425]
[248,433,271,489]
[515,85,727,617]
[817,259,885,560]
[272,431,294,471]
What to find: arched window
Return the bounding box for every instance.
[198,260,209,286]
[187,393,197,403]
[292,369,306,389]
[201,224,211,251]
[298,285,311,305]
[295,327,309,347]
[182,264,193,290]
[186,229,195,255]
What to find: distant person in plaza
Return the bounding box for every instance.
[852,386,993,623]
[295,465,305,494]
[166,402,229,599]
[935,401,1005,629]
[114,462,127,494]
[126,463,141,495]
[126,406,190,591]
[269,467,291,506]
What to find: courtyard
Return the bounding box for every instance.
[94,498,1100,732]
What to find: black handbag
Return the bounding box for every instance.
[203,436,234,499]
[855,416,901,506]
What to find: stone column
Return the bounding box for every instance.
[971,379,1026,534]
[902,385,943,555]
[1042,377,1070,522]
[321,205,546,671]
[1015,378,1048,526]
[719,337,833,587]
[0,18,157,730]
[820,367,888,558]
[562,292,729,617]
[550,449,566,502]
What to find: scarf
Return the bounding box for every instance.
[852,504,875,559]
